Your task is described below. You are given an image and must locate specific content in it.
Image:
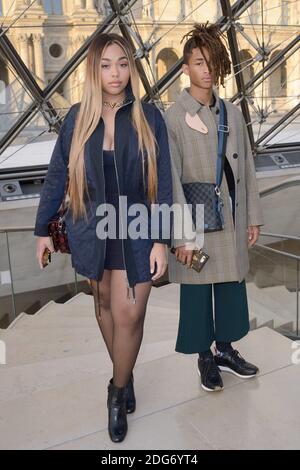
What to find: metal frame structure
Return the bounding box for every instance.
[0,0,299,162]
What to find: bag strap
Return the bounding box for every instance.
[215,98,229,194]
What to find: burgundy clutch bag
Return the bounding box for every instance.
[48,176,71,254]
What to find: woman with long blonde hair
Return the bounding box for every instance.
[34,33,173,443]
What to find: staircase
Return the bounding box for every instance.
[2,281,299,364]
[2,290,180,367]
[246,282,299,337]
[0,282,299,450]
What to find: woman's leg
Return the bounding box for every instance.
[110,270,152,388]
[89,270,114,361]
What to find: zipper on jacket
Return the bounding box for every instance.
[96,137,107,321]
[113,147,136,304]
[113,99,136,304]
[102,138,107,267]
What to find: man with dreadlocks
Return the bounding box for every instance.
[165,22,264,392]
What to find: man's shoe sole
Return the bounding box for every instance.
[197,367,224,392]
[217,365,259,378]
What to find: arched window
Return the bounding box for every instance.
[269,50,287,98]
[281,0,289,25]
[251,1,260,23]
[43,0,62,15]
[156,48,180,104]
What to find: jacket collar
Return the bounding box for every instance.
[177,86,220,116]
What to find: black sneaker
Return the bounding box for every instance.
[214,348,259,378]
[197,353,224,392]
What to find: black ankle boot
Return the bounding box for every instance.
[109,375,136,414]
[125,373,136,414]
[107,380,128,443]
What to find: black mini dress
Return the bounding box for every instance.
[103,149,125,270]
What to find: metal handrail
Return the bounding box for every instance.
[0,226,35,233]
[259,232,300,242]
[259,178,300,198]
[0,225,299,333]
[255,243,300,261]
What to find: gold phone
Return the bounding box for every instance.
[42,248,52,268]
[170,246,209,273]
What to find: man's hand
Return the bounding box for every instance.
[248,225,260,248]
[150,243,168,281]
[175,246,193,268]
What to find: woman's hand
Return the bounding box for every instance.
[150,243,168,281]
[36,236,55,269]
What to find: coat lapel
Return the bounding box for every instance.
[185,112,208,133]
[86,120,105,204]
[114,105,132,195]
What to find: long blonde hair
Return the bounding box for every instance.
[67,33,158,223]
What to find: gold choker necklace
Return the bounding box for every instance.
[103,98,128,109]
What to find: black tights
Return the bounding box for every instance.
[89,270,152,388]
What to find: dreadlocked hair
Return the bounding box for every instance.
[181,22,231,87]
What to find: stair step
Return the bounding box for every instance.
[10,302,177,328]
[247,295,293,330]
[35,300,58,316]
[0,317,178,366]
[7,301,58,330]
[0,339,175,396]
[64,292,94,307]
[64,291,178,311]
[7,312,28,330]
[249,317,258,330]
[257,319,275,329]
[274,321,296,335]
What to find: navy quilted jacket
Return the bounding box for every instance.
[34,83,173,295]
